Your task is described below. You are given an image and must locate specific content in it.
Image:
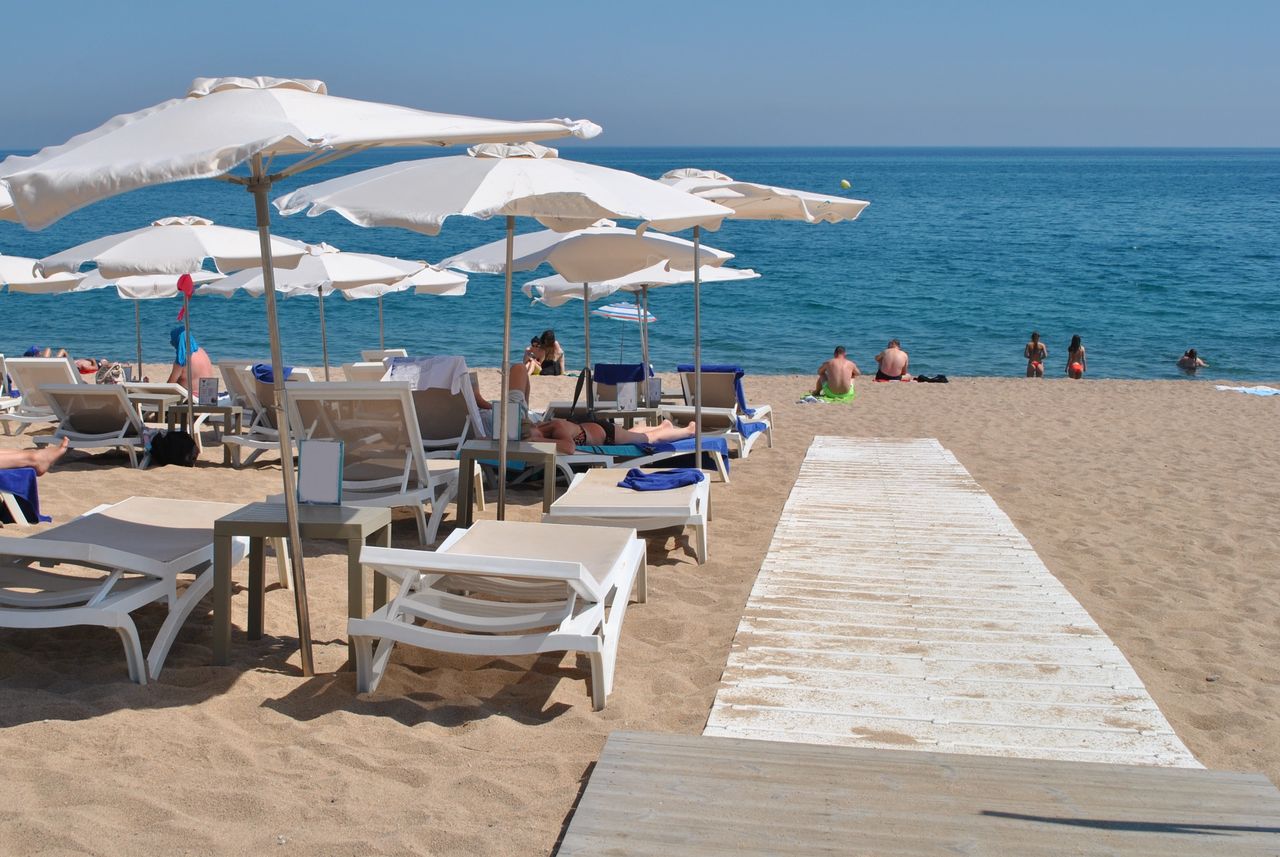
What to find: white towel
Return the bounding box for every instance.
[1214,384,1280,397]
[386,356,469,394]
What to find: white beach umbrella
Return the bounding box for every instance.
[0,186,16,222]
[1,255,82,293]
[662,168,870,457]
[207,243,466,379]
[276,143,731,517]
[524,263,760,398]
[0,76,600,676]
[39,215,308,278]
[660,168,871,223]
[593,302,656,323]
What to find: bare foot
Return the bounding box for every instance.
[32,437,69,475]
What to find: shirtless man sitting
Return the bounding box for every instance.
[529,417,695,455]
[812,345,860,397]
[874,339,911,381]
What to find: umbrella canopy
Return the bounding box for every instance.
[593,303,656,323]
[38,216,309,278]
[206,243,467,378]
[0,78,601,230]
[276,143,731,518]
[441,221,733,284]
[1,255,81,293]
[0,76,600,676]
[276,143,730,236]
[523,262,759,307]
[0,186,15,222]
[660,168,871,223]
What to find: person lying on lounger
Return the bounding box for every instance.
[529,417,696,455]
[0,437,68,474]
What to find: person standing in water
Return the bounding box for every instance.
[1177,348,1207,374]
[1065,335,1087,379]
[1024,331,1048,378]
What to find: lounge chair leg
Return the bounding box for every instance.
[695,524,708,565]
[111,617,148,685]
[415,503,430,545]
[352,634,379,693]
[472,469,485,513]
[588,651,607,711]
[146,565,217,681]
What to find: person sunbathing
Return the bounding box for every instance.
[874,339,912,381]
[0,437,69,475]
[813,345,860,396]
[529,417,695,455]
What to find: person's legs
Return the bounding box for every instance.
[0,437,69,475]
[616,419,696,445]
[813,371,827,396]
[508,362,531,401]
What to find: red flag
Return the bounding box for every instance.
[176,274,194,321]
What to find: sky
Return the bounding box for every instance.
[1,0,1277,149]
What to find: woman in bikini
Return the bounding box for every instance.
[1065,334,1087,379]
[537,329,565,376]
[529,417,696,455]
[1024,331,1048,378]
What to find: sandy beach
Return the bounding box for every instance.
[1,371,1277,856]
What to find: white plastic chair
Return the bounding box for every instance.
[36,384,148,468]
[0,497,249,683]
[351,519,646,709]
[0,357,81,435]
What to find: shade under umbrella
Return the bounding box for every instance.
[207,243,467,377]
[0,76,600,677]
[276,142,732,517]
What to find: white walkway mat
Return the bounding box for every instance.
[705,437,1199,767]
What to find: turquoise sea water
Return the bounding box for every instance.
[2,147,1277,380]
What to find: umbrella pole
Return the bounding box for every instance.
[583,283,593,413]
[693,226,703,468]
[134,301,143,381]
[317,287,330,381]
[378,295,385,351]
[640,286,651,407]
[497,216,515,520]
[249,157,314,677]
[183,295,195,433]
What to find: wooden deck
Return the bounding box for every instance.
[704,437,1199,766]
[556,731,1280,856]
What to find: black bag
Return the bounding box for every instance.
[914,374,949,383]
[148,430,199,467]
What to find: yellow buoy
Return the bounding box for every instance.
[839,179,851,189]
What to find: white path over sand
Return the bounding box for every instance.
[705,436,1200,767]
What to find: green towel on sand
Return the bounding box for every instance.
[800,382,857,403]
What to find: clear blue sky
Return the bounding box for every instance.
[2,0,1276,148]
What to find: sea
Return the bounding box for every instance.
[2,147,1277,380]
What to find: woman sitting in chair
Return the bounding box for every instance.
[529,417,694,455]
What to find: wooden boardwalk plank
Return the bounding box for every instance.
[556,732,1280,856]
[704,437,1200,766]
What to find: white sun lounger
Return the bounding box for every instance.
[0,497,249,683]
[341,361,390,383]
[351,520,646,710]
[361,348,408,362]
[544,467,710,563]
[221,364,314,467]
[0,357,82,436]
[35,384,148,468]
[665,368,774,459]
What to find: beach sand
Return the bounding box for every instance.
[1,371,1276,855]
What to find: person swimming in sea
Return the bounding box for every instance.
[1024,331,1048,378]
[1066,334,1086,379]
[1177,348,1207,374]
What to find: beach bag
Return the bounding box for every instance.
[95,361,126,384]
[147,429,199,467]
[914,374,949,383]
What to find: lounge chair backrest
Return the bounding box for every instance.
[285,382,434,493]
[122,381,191,400]
[0,354,8,397]
[218,361,253,406]
[679,371,740,411]
[6,358,81,409]
[233,365,313,429]
[41,385,144,437]
[412,385,486,451]
[361,348,408,362]
[342,362,389,383]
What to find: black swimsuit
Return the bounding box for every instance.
[574,419,616,446]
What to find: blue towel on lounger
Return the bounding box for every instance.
[0,467,50,523]
[617,468,705,491]
[252,363,293,383]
